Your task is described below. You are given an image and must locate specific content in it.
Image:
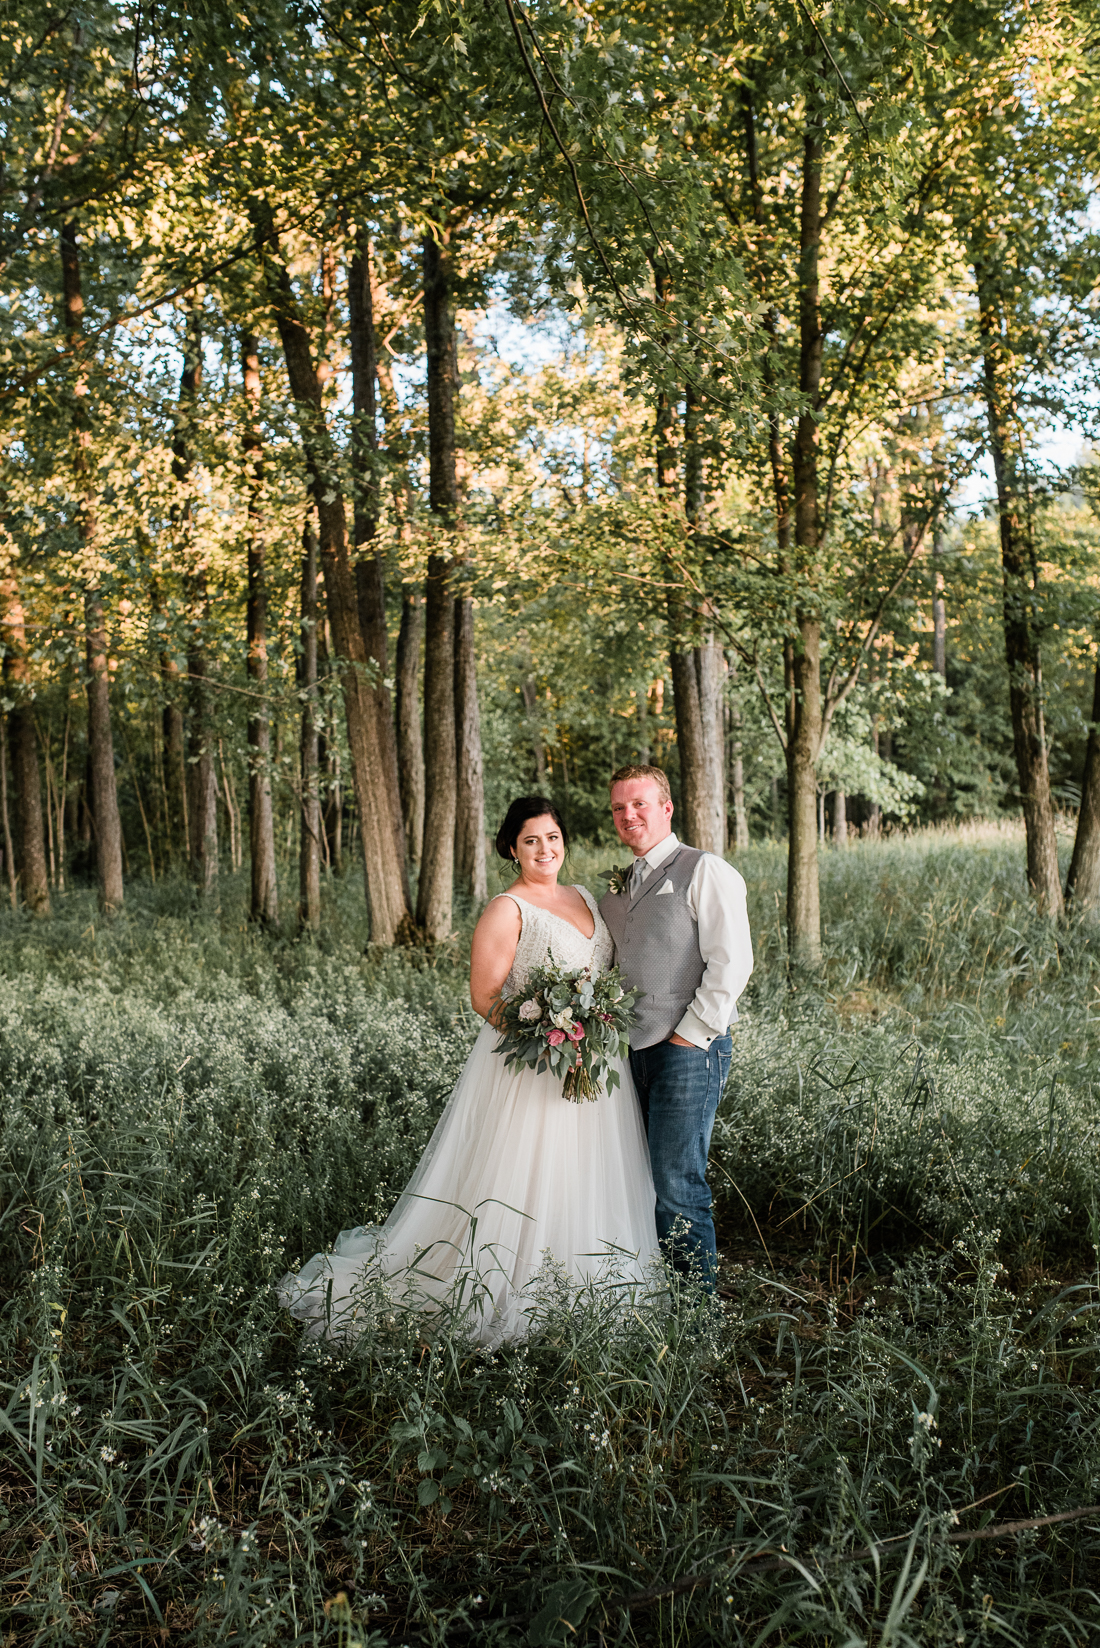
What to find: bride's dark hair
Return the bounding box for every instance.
[495,796,570,861]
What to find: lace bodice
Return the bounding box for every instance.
[497,886,614,998]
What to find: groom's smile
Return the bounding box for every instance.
[610,777,675,858]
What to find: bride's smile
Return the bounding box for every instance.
[513,817,564,883]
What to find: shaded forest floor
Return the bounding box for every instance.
[3,822,1100,1646]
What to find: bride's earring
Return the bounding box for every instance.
[510,855,521,876]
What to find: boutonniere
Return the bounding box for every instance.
[600,864,633,897]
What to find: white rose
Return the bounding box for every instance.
[518,999,542,1022]
[551,1009,576,1032]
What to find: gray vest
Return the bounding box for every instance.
[599,843,722,1050]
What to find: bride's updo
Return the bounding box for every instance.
[495,796,570,861]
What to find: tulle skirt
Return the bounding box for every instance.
[278,1020,661,1346]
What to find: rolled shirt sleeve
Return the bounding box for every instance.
[674,855,754,1048]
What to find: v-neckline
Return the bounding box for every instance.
[508,890,596,942]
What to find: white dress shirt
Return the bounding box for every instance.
[633,831,753,1048]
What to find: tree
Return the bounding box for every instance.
[0,570,50,913]
[255,209,413,944]
[417,231,460,940]
[241,330,279,925]
[173,307,218,895]
[61,220,123,913]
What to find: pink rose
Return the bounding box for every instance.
[546,1028,566,1046]
[568,1025,585,1043]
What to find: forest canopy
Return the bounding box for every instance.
[3,0,1100,958]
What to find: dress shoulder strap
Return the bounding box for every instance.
[574,884,598,916]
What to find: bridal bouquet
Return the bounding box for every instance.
[494,958,639,1103]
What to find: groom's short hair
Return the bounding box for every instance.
[609,764,672,805]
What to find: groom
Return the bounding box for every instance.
[598,765,753,1293]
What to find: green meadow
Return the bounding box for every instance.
[2,823,1100,1646]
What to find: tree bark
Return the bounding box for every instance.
[396,589,425,866]
[1064,658,1100,911]
[348,228,410,902]
[743,87,822,956]
[727,659,748,850]
[975,264,1063,915]
[834,789,848,846]
[172,311,218,895]
[298,522,321,930]
[417,232,459,939]
[255,206,412,944]
[932,527,947,678]
[783,127,826,965]
[0,574,50,914]
[683,379,726,853]
[454,594,487,901]
[185,611,218,893]
[0,714,16,908]
[521,673,548,784]
[693,640,726,852]
[61,220,123,912]
[636,681,651,766]
[152,579,187,863]
[653,299,713,852]
[242,331,278,925]
[84,587,125,909]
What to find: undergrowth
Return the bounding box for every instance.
[2,822,1100,1644]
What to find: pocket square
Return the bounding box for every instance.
[655,881,675,896]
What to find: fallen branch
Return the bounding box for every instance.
[618,1502,1100,1611]
[380,1500,1100,1642]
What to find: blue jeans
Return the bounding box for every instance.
[629,1034,732,1294]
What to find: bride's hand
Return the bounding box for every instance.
[469,897,523,1021]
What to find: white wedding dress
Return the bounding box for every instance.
[278,887,660,1346]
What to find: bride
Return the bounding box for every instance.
[279,796,660,1346]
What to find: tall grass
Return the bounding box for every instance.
[2,824,1100,1644]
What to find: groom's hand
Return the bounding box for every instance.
[667,1033,695,1047]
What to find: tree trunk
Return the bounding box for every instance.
[348,227,410,903]
[932,527,947,678]
[416,232,459,940]
[1065,658,1100,911]
[976,267,1063,915]
[153,582,187,863]
[0,714,16,908]
[242,331,278,925]
[454,595,487,901]
[396,589,425,866]
[0,574,50,914]
[255,206,412,944]
[521,673,548,784]
[185,616,218,893]
[727,656,748,850]
[61,220,124,912]
[298,522,321,930]
[834,789,848,846]
[83,587,125,910]
[654,359,712,849]
[693,640,726,852]
[636,681,651,766]
[169,305,218,895]
[867,708,882,837]
[729,743,747,849]
[682,382,725,851]
[667,649,707,847]
[781,128,827,964]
